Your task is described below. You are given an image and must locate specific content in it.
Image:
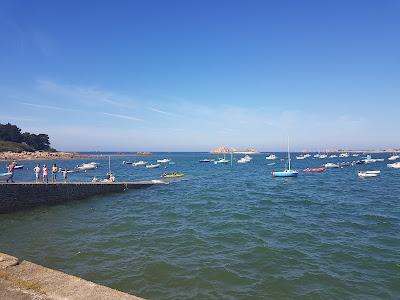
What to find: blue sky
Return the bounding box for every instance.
[0,0,399,151]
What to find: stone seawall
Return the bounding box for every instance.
[0,182,163,213]
[0,252,144,299]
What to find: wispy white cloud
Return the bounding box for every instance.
[102,112,142,121]
[36,79,135,108]
[17,101,73,111]
[149,107,175,116]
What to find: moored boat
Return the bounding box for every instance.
[387,162,400,169]
[358,170,380,177]
[272,138,298,177]
[76,162,98,171]
[157,158,171,163]
[324,163,340,168]
[131,161,147,166]
[146,163,160,169]
[160,173,185,178]
[388,155,400,161]
[199,159,212,163]
[265,154,277,160]
[303,167,326,172]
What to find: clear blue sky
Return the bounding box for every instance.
[0,0,399,151]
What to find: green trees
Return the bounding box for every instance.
[0,123,53,151]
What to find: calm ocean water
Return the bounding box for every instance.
[1,152,399,299]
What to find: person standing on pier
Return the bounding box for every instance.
[34,164,41,183]
[42,165,49,183]
[6,161,16,183]
[62,168,68,183]
[51,164,58,183]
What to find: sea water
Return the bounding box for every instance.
[0,153,399,299]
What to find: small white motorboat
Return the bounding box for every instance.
[388,155,400,161]
[358,170,380,177]
[339,153,349,158]
[146,163,160,169]
[352,154,360,157]
[199,159,212,163]
[387,162,400,169]
[214,158,230,164]
[237,155,252,164]
[265,154,277,160]
[0,172,12,181]
[329,154,338,158]
[296,155,306,160]
[76,162,98,171]
[157,158,171,163]
[132,161,147,166]
[324,163,340,168]
[363,155,384,164]
[319,154,328,159]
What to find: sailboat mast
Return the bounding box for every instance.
[288,137,291,170]
[108,155,111,174]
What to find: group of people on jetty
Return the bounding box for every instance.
[33,163,68,183]
[4,161,68,183]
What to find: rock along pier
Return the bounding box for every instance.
[0,181,167,213]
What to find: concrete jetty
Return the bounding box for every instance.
[0,181,168,213]
[0,252,144,299]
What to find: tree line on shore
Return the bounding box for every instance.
[0,123,54,151]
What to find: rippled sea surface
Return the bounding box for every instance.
[1,153,400,299]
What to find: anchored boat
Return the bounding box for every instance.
[303,167,326,173]
[146,163,160,169]
[358,171,380,177]
[272,138,298,177]
[160,173,185,178]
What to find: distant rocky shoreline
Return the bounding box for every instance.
[0,151,101,161]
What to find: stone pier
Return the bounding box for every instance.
[0,252,144,299]
[0,181,167,213]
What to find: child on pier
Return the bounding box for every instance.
[42,165,48,183]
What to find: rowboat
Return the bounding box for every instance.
[303,167,326,172]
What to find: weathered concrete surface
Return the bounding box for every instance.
[0,252,144,300]
[0,181,167,213]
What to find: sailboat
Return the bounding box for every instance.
[272,138,299,177]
